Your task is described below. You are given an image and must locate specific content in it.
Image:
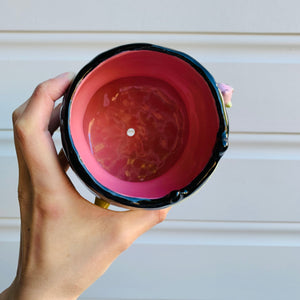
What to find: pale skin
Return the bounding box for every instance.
[0,73,233,300]
[0,72,170,300]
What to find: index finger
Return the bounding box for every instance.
[21,72,74,131]
[14,72,74,190]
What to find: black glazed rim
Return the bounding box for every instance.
[60,43,229,209]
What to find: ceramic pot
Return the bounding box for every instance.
[60,43,229,209]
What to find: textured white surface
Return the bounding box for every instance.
[1,1,300,299]
[1,32,300,133]
[1,0,300,33]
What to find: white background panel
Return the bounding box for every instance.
[1,0,300,33]
[1,132,300,223]
[0,33,300,132]
[2,240,300,300]
[82,244,300,300]
[1,1,300,299]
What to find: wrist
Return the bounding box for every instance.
[0,288,10,300]
[0,280,78,300]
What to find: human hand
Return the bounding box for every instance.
[0,73,170,300]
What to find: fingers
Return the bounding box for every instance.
[20,72,73,132]
[49,103,62,135]
[12,100,29,124]
[13,72,74,190]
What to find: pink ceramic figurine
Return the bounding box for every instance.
[218,83,234,107]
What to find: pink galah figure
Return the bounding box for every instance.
[217,83,234,108]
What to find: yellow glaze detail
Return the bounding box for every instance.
[94,197,110,209]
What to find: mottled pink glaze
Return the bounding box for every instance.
[84,76,188,183]
[69,50,220,199]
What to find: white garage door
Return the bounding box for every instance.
[0,1,300,299]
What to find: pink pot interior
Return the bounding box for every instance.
[70,50,219,199]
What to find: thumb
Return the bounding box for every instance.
[117,207,171,245]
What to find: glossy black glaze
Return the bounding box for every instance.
[60,43,229,209]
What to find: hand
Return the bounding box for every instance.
[0,73,170,300]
